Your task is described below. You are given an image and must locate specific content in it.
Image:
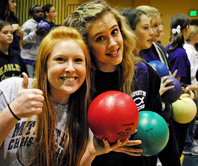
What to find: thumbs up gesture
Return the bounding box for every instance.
[9,73,44,119]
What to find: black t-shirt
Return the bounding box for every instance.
[92,62,162,166]
[0,48,28,81]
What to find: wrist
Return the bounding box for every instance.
[80,148,96,166]
[8,104,21,120]
[9,102,22,120]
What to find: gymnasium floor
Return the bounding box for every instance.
[182,139,198,166]
[183,154,198,166]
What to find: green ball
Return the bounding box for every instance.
[131,111,169,156]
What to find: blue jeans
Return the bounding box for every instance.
[25,63,35,78]
[184,97,198,149]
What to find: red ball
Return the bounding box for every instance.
[88,91,139,143]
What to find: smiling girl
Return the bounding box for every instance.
[0,26,90,166]
[65,1,163,166]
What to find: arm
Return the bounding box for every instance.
[16,27,24,45]
[175,76,181,82]
[185,49,197,80]
[21,23,38,45]
[0,73,44,146]
[12,24,24,45]
[21,27,47,45]
[0,105,20,146]
[185,84,198,91]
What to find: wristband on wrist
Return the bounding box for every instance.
[7,104,21,120]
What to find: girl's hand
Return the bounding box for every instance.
[15,27,24,39]
[87,129,142,157]
[80,130,142,166]
[9,72,44,119]
[12,24,20,32]
[160,76,174,95]
[183,86,196,100]
[169,69,177,78]
[35,27,48,36]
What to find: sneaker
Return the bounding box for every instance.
[183,146,198,155]
[193,140,198,146]
[156,158,162,166]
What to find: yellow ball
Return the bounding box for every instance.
[172,93,197,124]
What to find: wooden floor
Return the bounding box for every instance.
[182,138,198,166]
[182,154,198,166]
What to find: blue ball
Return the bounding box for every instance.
[148,60,169,77]
[161,77,182,103]
[130,111,169,156]
[36,21,50,32]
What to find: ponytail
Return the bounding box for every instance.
[167,14,189,53]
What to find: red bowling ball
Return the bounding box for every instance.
[88,91,139,143]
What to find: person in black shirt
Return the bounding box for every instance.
[65,1,163,165]
[0,20,28,81]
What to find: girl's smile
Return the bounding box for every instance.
[87,13,124,72]
[47,39,86,104]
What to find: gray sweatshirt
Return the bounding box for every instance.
[21,19,44,61]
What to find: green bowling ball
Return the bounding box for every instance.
[130,111,169,156]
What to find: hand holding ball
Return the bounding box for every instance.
[130,111,169,156]
[36,21,50,32]
[172,93,197,124]
[161,77,182,103]
[88,91,139,143]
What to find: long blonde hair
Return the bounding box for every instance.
[24,26,90,166]
[64,0,136,96]
[186,25,198,42]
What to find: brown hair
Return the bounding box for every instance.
[64,0,136,96]
[136,5,159,26]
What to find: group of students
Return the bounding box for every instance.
[0,0,198,166]
[0,0,57,80]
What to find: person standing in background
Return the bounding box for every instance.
[0,20,28,81]
[121,7,181,166]
[165,14,191,157]
[21,5,47,78]
[136,5,181,166]
[42,4,57,31]
[165,14,191,85]
[0,0,24,54]
[158,22,165,43]
[183,25,198,155]
[184,25,198,85]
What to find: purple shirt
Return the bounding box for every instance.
[142,45,160,62]
[165,43,191,84]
